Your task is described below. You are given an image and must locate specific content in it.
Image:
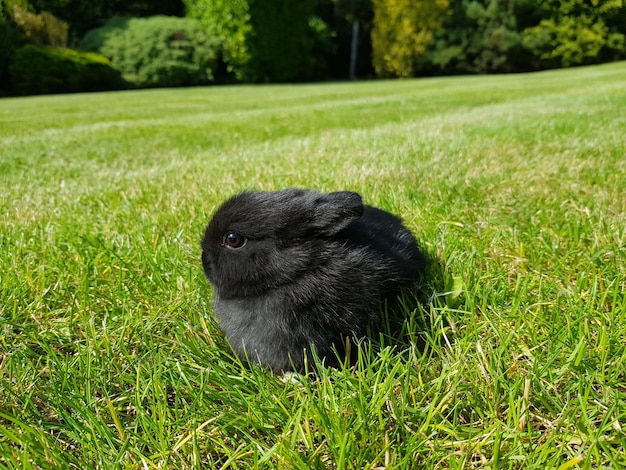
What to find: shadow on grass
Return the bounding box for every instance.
[312,248,454,376]
[379,249,450,352]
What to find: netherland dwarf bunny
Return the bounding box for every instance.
[201,189,426,373]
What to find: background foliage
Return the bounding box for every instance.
[0,0,21,93]
[371,0,449,77]
[181,0,250,81]
[28,0,184,38]
[522,0,626,68]
[245,0,331,82]
[80,16,219,88]
[9,44,123,94]
[183,0,331,82]
[7,4,67,46]
[427,0,536,74]
[1,0,626,92]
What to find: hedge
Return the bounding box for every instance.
[9,45,125,95]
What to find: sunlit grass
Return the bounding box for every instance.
[1,62,625,468]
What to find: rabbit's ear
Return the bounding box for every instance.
[312,191,363,235]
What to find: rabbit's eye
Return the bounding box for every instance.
[222,232,246,249]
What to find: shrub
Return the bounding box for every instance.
[523,15,625,68]
[80,16,219,88]
[520,0,626,69]
[9,44,126,95]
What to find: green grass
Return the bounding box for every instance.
[1,62,625,468]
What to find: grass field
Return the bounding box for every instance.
[1,62,625,468]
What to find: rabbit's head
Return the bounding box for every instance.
[201,189,363,299]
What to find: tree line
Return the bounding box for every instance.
[1,0,625,95]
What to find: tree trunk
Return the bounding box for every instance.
[349,19,359,80]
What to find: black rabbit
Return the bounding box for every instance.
[201,189,426,373]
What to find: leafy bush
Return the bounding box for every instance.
[80,16,219,88]
[519,0,626,69]
[523,15,625,67]
[9,44,125,95]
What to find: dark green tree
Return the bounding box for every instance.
[427,0,536,74]
[245,0,323,81]
[0,0,23,93]
[185,0,331,82]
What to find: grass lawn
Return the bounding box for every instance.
[1,62,625,468]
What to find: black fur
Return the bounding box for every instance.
[201,189,426,373]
